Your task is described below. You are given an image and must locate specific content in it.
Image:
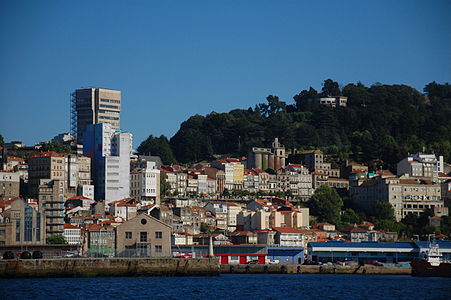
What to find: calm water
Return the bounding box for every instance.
[1,274,450,299]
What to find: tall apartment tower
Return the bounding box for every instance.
[71,88,121,144]
[83,123,132,205]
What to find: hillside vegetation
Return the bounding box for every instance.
[138,80,451,171]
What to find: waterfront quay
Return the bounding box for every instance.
[0,257,412,278]
[0,257,220,278]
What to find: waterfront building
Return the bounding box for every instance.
[0,198,45,246]
[71,87,121,144]
[307,240,451,263]
[115,214,171,257]
[63,223,82,245]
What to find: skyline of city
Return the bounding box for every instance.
[1,0,450,147]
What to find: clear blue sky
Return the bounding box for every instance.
[1,0,450,148]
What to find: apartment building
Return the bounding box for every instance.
[0,171,20,200]
[350,176,444,221]
[397,152,444,181]
[83,123,131,204]
[130,161,160,205]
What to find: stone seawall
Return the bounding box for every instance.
[0,258,220,278]
[220,264,412,275]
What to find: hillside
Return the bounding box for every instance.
[138,80,451,171]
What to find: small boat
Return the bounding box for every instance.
[411,241,451,277]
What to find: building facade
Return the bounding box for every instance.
[350,176,444,221]
[115,214,171,257]
[72,88,121,144]
[83,123,132,204]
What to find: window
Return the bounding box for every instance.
[155,231,162,239]
[125,232,132,239]
[155,245,162,253]
[140,232,147,242]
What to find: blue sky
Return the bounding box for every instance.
[0,0,450,147]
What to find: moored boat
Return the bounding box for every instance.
[411,241,451,277]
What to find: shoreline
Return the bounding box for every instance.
[0,258,412,278]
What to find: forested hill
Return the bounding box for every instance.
[138,80,451,171]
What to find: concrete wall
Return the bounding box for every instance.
[0,257,220,278]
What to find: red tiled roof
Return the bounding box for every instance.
[7,157,24,162]
[30,151,66,158]
[67,196,92,200]
[64,224,81,229]
[272,227,305,234]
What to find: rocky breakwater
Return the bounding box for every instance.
[0,257,220,278]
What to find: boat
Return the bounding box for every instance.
[411,241,451,277]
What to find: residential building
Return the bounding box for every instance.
[87,223,115,257]
[130,161,160,205]
[115,214,171,257]
[397,152,444,181]
[317,96,348,107]
[300,150,340,178]
[28,151,92,200]
[108,198,139,221]
[350,176,444,221]
[0,171,20,200]
[63,223,82,245]
[83,123,132,204]
[211,158,244,191]
[71,87,121,144]
[38,179,71,236]
[204,201,243,232]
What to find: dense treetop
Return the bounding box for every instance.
[138,80,451,171]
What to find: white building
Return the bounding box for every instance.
[63,224,82,245]
[130,161,160,205]
[397,152,444,180]
[83,123,132,205]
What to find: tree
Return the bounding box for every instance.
[137,135,176,165]
[308,185,343,225]
[373,201,395,221]
[200,222,213,233]
[160,177,171,197]
[41,142,71,154]
[47,234,68,244]
[321,79,341,96]
[341,208,361,224]
[0,134,4,146]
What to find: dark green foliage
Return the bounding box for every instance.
[373,201,395,221]
[160,177,171,197]
[139,81,451,168]
[46,234,68,244]
[341,208,361,224]
[308,185,343,225]
[137,135,176,165]
[41,142,71,153]
[0,134,4,146]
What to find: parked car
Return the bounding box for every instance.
[268,259,280,264]
[247,260,259,264]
